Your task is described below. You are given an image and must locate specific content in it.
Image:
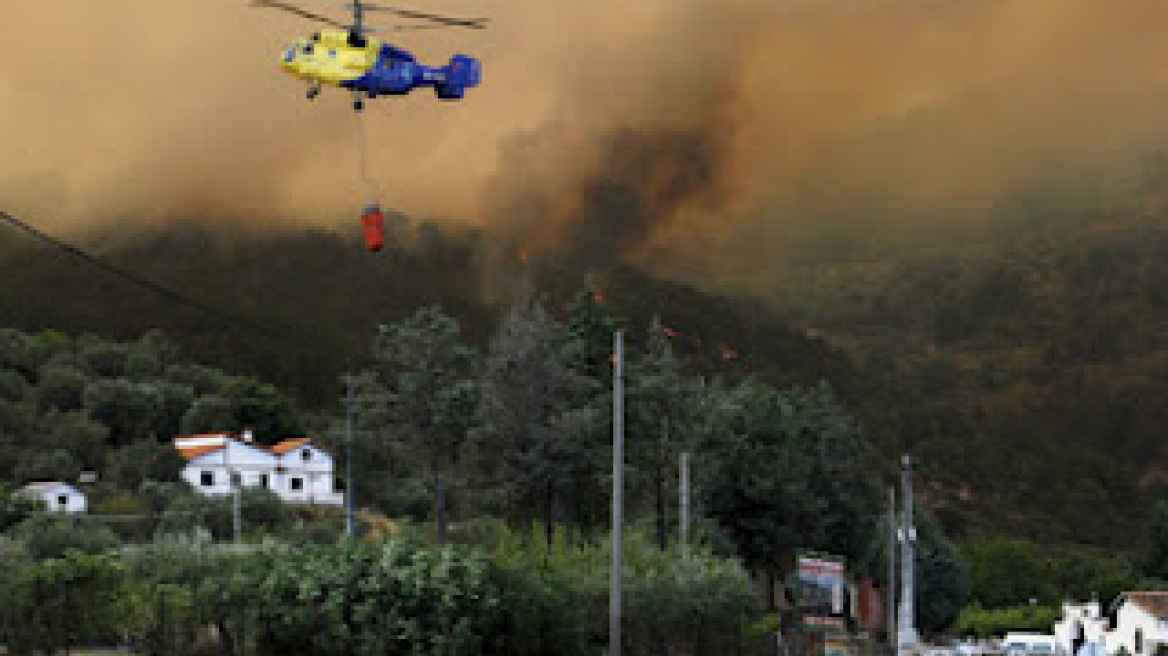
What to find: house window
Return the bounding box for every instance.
[260,474,269,489]
[201,471,214,487]
[291,477,303,491]
[230,472,242,487]
[1136,629,1144,654]
[57,495,68,507]
[301,449,312,462]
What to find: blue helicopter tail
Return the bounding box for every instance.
[436,54,481,100]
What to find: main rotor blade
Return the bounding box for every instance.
[362,23,461,32]
[360,4,487,29]
[251,0,349,29]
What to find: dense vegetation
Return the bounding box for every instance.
[0,298,934,652]
[744,207,1168,547]
[3,198,1168,647]
[0,528,757,656]
[6,208,1164,549]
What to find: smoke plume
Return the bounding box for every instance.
[3,0,1168,277]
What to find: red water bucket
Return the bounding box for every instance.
[361,203,384,252]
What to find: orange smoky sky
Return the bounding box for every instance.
[2,0,1168,266]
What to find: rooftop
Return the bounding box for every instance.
[1123,592,1168,618]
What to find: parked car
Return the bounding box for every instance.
[1002,633,1062,656]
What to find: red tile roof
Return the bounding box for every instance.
[173,433,318,459]
[1124,592,1168,618]
[270,438,310,455]
[178,444,226,460]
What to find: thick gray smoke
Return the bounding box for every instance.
[4,0,1168,281]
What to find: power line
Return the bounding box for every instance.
[0,209,291,339]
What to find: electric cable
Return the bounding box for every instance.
[353,109,383,203]
[0,209,292,340]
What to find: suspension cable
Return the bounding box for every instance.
[353,107,382,203]
[0,209,292,340]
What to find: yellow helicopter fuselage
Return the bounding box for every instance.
[280,29,379,86]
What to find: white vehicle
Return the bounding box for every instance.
[1002,633,1061,656]
[955,640,988,656]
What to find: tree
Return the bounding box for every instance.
[962,536,1054,608]
[916,513,972,633]
[43,410,108,470]
[180,394,235,434]
[627,317,702,549]
[1142,500,1168,580]
[223,378,303,440]
[81,378,163,445]
[150,381,195,440]
[860,512,970,634]
[13,448,80,483]
[365,306,479,543]
[36,362,88,411]
[104,440,185,490]
[700,380,879,607]
[475,298,601,547]
[11,513,119,559]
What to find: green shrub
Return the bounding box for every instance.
[953,602,1062,638]
[0,551,126,655]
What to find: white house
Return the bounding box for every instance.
[1055,602,1110,656]
[1107,593,1168,656]
[17,481,87,513]
[175,430,343,506]
[1053,594,1168,656]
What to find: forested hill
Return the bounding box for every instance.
[735,207,1168,545]
[0,217,869,410]
[2,211,1162,547]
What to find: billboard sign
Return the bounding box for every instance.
[797,554,847,633]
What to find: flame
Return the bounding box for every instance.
[592,290,607,304]
[518,246,529,264]
[719,345,739,361]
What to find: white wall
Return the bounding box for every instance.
[181,440,341,506]
[1109,601,1168,656]
[1055,603,1110,655]
[32,485,87,513]
[183,440,278,496]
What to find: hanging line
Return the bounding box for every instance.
[353,108,382,204]
[0,209,292,340]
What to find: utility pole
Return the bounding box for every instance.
[888,485,897,655]
[611,330,625,656]
[232,469,241,546]
[344,375,356,538]
[897,455,918,656]
[679,451,690,558]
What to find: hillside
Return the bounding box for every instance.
[729,204,1168,545]
[2,210,1161,547]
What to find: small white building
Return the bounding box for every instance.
[17,481,87,513]
[1055,602,1110,656]
[175,430,343,506]
[1053,594,1168,656]
[1108,593,1168,656]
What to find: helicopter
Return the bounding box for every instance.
[253,0,486,111]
